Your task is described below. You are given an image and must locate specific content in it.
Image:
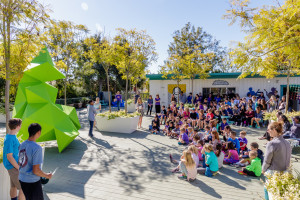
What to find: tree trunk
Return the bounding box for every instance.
[4,5,11,132]
[99,78,103,93]
[125,72,129,115]
[106,71,111,112]
[285,70,290,113]
[136,83,138,93]
[64,77,67,105]
[191,78,194,99]
[177,80,180,105]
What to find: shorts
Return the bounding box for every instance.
[20,180,44,200]
[8,168,22,190]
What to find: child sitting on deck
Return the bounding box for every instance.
[151,121,159,135]
[162,121,169,135]
[215,143,225,169]
[238,150,262,177]
[238,131,248,152]
[219,118,229,134]
[227,131,240,153]
[196,140,204,161]
[187,127,195,141]
[236,142,264,167]
[188,145,200,167]
[178,127,189,145]
[224,142,239,164]
[198,144,219,177]
[170,123,180,138]
[171,151,197,181]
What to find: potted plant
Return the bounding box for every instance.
[265,169,300,200]
[0,137,10,200]
[95,110,140,134]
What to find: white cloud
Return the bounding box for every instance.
[81,2,88,11]
[95,23,103,32]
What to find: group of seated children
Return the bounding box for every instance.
[167,122,264,181]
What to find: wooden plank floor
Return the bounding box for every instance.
[1,109,299,200]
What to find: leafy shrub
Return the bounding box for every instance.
[0,104,14,114]
[98,110,140,120]
[184,104,195,108]
[264,110,300,122]
[265,169,300,199]
[127,99,134,105]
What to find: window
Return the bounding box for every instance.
[202,87,236,98]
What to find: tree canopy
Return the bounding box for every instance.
[225,0,300,112]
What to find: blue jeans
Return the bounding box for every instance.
[117,100,120,111]
[202,154,208,168]
[89,121,94,136]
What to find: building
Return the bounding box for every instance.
[146,73,300,110]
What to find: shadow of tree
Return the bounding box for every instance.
[42,138,96,199]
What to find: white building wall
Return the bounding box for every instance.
[149,76,300,106]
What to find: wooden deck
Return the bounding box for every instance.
[1,109,299,200]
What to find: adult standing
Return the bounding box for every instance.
[267,95,277,112]
[187,93,193,104]
[134,91,140,104]
[136,97,144,129]
[179,91,186,104]
[18,123,53,200]
[94,97,102,113]
[115,91,122,111]
[87,100,97,137]
[278,96,286,113]
[262,122,292,200]
[171,94,177,103]
[147,95,153,115]
[155,94,161,114]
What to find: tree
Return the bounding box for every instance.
[160,54,186,104]
[86,37,115,112]
[168,22,226,72]
[0,0,49,130]
[114,28,157,115]
[46,20,89,105]
[181,46,215,97]
[225,0,300,113]
[167,23,225,98]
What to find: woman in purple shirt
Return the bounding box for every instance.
[155,94,161,114]
[147,95,154,115]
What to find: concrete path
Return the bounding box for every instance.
[1,109,299,200]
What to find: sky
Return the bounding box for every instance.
[41,0,282,73]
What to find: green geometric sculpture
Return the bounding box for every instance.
[13,48,80,152]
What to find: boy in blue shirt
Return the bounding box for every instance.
[3,118,25,200]
[18,123,52,200]
[227,131,240,153]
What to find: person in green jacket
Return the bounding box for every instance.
[238,150,262,177]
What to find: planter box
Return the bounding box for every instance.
[0,112,12,123]
[127,103,136,113]
[95,115,139,134]
[0,163,11,200]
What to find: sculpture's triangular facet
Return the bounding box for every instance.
[13,47,81,152]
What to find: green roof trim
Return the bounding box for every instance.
[146,73,300,80]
